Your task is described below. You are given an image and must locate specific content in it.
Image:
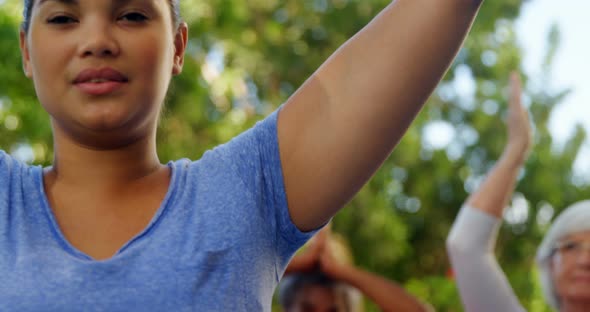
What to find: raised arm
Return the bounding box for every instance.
[465,73,532,216]
[283,227,327,275]
[318,230,431,312]
[284,226,430,311]
[446,73,531,312]
[278,0,485,232]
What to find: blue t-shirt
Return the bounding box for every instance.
[0,110,315,311]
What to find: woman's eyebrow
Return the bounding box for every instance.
[113,0,157,9]
[38,0,79,6]
[37,0,157,10]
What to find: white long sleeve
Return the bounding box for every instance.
[446,206,526,312]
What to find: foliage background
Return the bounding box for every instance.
[1,0,588,310]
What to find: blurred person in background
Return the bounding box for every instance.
[279,226,432,312]
[446,73,590,312]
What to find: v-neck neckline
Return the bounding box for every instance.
[33,162,178,262]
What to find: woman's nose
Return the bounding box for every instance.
[77,20,121,58]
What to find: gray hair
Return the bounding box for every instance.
[535,200,590,309]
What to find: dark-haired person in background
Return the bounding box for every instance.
[279,227,432,312]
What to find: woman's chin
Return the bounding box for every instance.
[55,114,151,150]
[76,108,133,130]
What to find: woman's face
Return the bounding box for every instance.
[20,0,187,148]
[551,230,590,303]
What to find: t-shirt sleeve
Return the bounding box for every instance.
[0,150,29,215]
[0,151,7,194]
[446,206,525,312]
[0,150,19,185]
[219,108,319,267]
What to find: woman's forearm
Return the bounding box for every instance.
[466,147,527,218]
[331,265,431,312]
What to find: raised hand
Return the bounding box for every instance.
[284,225,329,274]
[317,228,431,312]
[318,230,348,279]
[505,72,532,162]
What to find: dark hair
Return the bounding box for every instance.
[278,272,358,312]
[21,0,182,33]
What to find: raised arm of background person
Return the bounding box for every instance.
[277,0,485,232]
[283,227,328,275]
[319,248,432,312]
[464,73,532,216]
[446,73,531,312]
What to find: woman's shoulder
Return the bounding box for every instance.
[0,149,13,170]
[0,149,36,178]
[0,150,31,199]
[174,110,281,170]
[1,149,19,166]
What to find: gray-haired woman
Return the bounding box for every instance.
[446,73,590,312]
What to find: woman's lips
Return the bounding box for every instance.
[75,81,127,96]
[73,68,129,96]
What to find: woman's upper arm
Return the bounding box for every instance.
[446,206,525,312]
[278,0,484,232]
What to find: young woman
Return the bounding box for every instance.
[1,0,483,310]
[446,74,590,312]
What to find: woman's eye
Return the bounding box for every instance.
[47,15,77,24]
[120,13,148,23]
[562,242,580,252]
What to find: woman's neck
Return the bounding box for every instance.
[47,126,165,190]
